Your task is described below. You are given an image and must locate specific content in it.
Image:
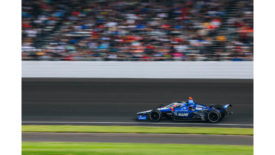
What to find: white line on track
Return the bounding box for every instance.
[22,121,253,127]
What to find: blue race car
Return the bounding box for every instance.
[137,97,232,123]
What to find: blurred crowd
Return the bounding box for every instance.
[22,0,253,61]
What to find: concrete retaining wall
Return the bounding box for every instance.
[22,61,253,79]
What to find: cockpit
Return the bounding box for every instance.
[163,102,185,108]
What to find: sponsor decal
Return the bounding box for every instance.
[137,115,147,120]
[177,113,188,117]
[196,107,203,110]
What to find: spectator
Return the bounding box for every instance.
[22,0,253,61]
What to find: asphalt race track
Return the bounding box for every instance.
[22,132,253,145]
[22,78,253,127]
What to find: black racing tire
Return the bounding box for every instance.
[208,110,222,123]
[213,104,226,118]
[149,110,161,121]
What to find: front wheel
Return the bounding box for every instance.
[149,110,161,121]
[208,110,222,123]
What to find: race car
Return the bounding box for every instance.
[136,97,232,123]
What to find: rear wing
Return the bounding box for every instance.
[224,104,233,115]
[224,104,232,109]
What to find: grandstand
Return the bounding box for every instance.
[22,0,253,61]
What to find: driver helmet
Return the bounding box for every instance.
[187,97,194,104]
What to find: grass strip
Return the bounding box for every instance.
[22,125,253,135]
[22,142,253,155]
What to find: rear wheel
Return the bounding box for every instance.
[208,110,222,123]
[149,110,161,121]
[213,104,226,118]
